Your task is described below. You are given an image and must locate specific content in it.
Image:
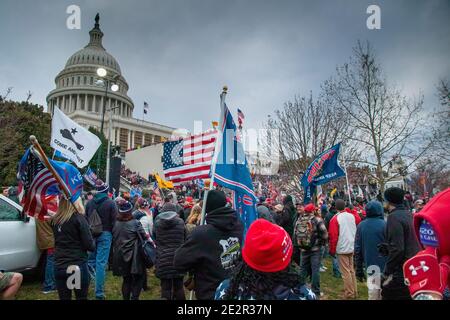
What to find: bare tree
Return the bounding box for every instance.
[0,87,13,102]
[26,90,33,102]
[409,157,450,197]
[431,79,450,162]
[264,92,359,194]
[323,41,432,192]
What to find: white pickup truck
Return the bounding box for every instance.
[0,194,42,273]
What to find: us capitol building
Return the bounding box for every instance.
[46,14,173,155]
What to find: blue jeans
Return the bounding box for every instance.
[88,231,112,299]
[299,249,322,297]
[333,256,341,277]
[43,251,56,291]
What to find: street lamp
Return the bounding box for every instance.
[106,102,120,189]
[95,67,119,183]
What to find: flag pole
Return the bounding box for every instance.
[30,135,72,200]
[29,135,80,214]
[200,86,227,225]
[342,152,352,206]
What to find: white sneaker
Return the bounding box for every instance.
[320,266,327,272]
[42,289,56,294]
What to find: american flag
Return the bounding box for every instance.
[163,130,217,185]
[237,108,245,128]
[17,148,57,219]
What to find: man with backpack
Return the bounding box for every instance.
[86,180,118,300]
[296,203,328,298]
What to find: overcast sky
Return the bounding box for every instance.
[0,0,449,132]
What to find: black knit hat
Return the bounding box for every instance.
[205,190,227,213]
[384,187,405,205]
[118,200,133,215]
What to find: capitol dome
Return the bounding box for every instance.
[46,14,173,157]
[47,14,133,123]
[65,47,122,74]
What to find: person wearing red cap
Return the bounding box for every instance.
[403,188,450,300]
[214,219,316,300]
[294,203,328,298]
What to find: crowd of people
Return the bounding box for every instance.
[1,180,449,301]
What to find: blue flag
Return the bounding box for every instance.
[47,159,83,203]
[300,143,345,204]
[213,104,257,235]
[83,167,98,186]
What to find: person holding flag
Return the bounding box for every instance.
[174,88,245,300]
[17,136,94,300]
[209,87,258,236]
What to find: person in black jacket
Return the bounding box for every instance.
[153,204,186,300]
[112,200,147,300]
[52,197,95,300]
[85,180,118,300]
[174,190,244,300]
[381,187,420,300]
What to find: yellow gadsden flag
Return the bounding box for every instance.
[155,173,174,189]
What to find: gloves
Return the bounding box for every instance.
[403,247,450,299]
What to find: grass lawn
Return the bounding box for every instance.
[16,257,368,300]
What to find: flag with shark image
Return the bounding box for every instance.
[51,107,101,168]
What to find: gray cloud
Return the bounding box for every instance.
[0,0,449,131]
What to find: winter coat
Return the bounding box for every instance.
[153,211,186,279]
[345,208,362,226]
[52,213,95,269]
[329,210,357,256]
[282,197,296,238]
[174,206,244,300]
[36,218,54,250]
[112,219,147,276]
[86,193,118,232]
[384,204,421,277]
[355,201,386,274]
[274,209,290,231]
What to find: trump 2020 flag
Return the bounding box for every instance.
[213,104,257,235]
[301,143,345,203]
[51,107,101,168]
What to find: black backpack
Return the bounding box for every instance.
[88,203,103,237]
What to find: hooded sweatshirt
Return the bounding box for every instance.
[173,206,244,300]
[354,201,386,274]
[153,211,185,279]
[86,192,118,232]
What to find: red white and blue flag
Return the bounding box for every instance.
[237,108,244,129]
[17,148,83,220]
[162,130,217,186]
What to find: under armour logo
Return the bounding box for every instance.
[409,261,429,276]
